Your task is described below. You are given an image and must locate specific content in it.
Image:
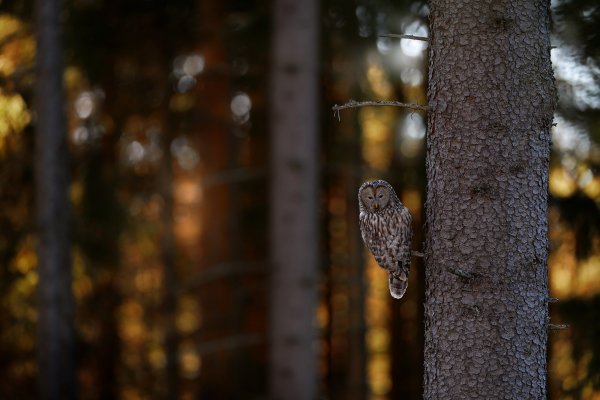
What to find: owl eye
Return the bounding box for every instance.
[367,196,373,199]
[378,194,383,199]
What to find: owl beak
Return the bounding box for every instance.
[373,203,379,210]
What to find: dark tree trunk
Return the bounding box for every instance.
[268,0,320,398]
[160,131,179,400]
[80,149,121,400]
[34,0,77,399]
[424,0,556,398]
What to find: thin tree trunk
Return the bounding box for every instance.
[160,132,179,400]
[81,150,121,400]
[424,1,556,398]
[268,0,320,398]
[34,0,76,399]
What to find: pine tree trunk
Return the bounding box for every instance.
[160,132,179,400]
[34,0,77,399]
[424,1,555,398]
[268,0,320,398]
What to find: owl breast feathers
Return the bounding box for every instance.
[358,179,413,299]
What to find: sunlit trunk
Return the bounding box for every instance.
[424,0,556,398]
[34,0,77,398]
[268,0,320,398]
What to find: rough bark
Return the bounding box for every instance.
[34,0,77,399]
[424,0,556,398]
[268,0,320,398]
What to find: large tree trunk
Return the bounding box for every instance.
[34,0,77,399]
[268,0,320,398]
[424,0,556,398]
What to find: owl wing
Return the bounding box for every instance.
[359,207,414,299]
[389,207,413,269]
[387,207,413,298]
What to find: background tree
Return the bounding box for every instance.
[424,0,556,398]
[268,0,321,398]
[34,0,77,399]
[548,1,600,397]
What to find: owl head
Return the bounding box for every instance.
[358,179,399,213]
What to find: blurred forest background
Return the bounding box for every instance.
[0,0,599,399]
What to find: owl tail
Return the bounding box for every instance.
[389,272,408,299]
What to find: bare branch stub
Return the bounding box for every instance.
[447,266,475,280]
[548,323,570,330]
[380,33,431,42]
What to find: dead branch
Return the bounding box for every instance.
[379,33,430,42]
[548,323,569,330]
[447,267,475,279]
[332,99,428,121]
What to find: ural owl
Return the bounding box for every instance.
[358,180,413,299]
